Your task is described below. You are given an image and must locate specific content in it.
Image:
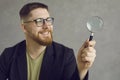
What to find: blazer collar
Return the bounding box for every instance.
[16,40,27,80]
[16,40,55,80]
[39,43,54,80]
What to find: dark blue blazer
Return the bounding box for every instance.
[0,40,88,80]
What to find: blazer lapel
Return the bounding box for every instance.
[39,44,54,80]
[14,41,55,80]
[16,41,27,80]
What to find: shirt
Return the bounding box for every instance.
[26,50,45,80]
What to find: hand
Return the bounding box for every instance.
[77,39,96,79]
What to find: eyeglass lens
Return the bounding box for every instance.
[35,17,54,27]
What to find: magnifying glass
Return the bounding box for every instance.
[86,16,104,41]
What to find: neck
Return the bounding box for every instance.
[26,38,46,59]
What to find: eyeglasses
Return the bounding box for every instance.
[24,17,54,27]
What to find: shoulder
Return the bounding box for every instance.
[50,41,75,59]
[52,41,73,51]
[0,40,26,61]
[52,42,77,72]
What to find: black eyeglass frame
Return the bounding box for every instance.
[24,17,54,27]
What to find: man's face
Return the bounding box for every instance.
[23,8,53,46]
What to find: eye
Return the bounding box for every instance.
[35,18,43,23]
[47,17,54,22]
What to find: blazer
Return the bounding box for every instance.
[0,40,88,80]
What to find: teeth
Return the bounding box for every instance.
[42,32,49,35]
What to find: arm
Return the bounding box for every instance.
[0,49,8,80]
[62,47,89,80]
[62,48,80,80]
[0,48,13,80]
[77,40,96,80]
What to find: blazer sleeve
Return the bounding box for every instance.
[62,48,88,80]
[0,48,13,80]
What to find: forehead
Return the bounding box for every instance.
[29,8,50,19]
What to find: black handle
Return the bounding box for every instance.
[89,33,94,41]
[89,35,93,41]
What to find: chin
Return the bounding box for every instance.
[39,40,52,46]
[36,32,53,46]
[37,36,53,46]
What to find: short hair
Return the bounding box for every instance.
[19,2,48,19]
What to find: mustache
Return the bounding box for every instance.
[38,29,53,33]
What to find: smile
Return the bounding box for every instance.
[39,31,50,37]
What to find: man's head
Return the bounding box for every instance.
[19,2,48,21]
[20,2,54,46]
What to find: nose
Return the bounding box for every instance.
[42,20,48,29]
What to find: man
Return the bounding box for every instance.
[0,2,96,80]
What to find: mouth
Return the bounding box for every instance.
[39,31,51,37]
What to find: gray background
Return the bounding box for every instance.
[0,0,120,80]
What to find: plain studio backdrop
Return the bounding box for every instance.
[0,0,120,80]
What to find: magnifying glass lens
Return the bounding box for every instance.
[86,16,103,41]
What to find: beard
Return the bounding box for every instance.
[31,30,53,46]
[25,26,53,46]
[36,32,53,46]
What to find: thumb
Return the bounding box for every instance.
[80,39,89,50]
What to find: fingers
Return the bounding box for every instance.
[80,40,88,51]
[86,39,96,48]
[81,39,96,62]
[80,39,96,50]
[82,47,96,56]
[81,54,96,63]
[78,39,96,61]
[77,39,96,70]
[81,47,96,63]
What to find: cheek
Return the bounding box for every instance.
[50,25,53,32]
[24,26,36,35]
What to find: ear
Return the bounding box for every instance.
[20,23,26,33]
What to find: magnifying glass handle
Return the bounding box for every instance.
[89,33,94,41]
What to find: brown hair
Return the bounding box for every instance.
[19,2,48,19]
